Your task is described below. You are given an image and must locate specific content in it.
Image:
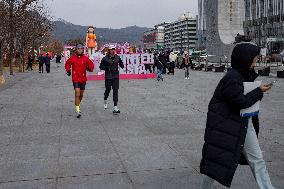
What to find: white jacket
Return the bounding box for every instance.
[169,53,177,62]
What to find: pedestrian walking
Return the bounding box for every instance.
[26,54,33,71]
[154,54,164,81]
[44,53,51,73]
[158,52,167,74]
[168,51,177,75]
[38,54,44,73]
[200,43,275,189]
[99,45,124,114]
[177,52,183,69]
[184,51,192,79]
[56,54,62,67]
[65,44,94,118]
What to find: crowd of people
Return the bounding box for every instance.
[63,42,276,189]
[25,53,62,73]
[152,50,193,81]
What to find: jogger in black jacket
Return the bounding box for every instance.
[99,45,124,114]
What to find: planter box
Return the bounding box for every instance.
[194,64,204,71]
[258,67,270,76]
[277,70,284,78]
[215,65,225,72]
[206,66,214,72]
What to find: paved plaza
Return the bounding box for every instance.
[0,62,283,189]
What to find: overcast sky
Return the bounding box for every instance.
[47,0,198,29]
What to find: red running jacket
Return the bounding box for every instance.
[65,54,94,83]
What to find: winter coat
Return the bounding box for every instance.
[99,54,124,80]
[56,55,62,63]
[28,56,33,64]
[200,43,263,187]
[65,54,94,83]
[154,57,164,70]
[184,55,192,68]
[44,55,51,65]
[169,52,177,62]
[38,56,44,65]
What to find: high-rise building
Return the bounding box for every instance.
[243,0,284,54]
[164,12,197,52]
[143,29,157,50]
[143,23,168,51]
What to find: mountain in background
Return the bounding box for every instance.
[52,19,151,46]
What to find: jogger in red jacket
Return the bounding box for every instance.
[65,44,94,118]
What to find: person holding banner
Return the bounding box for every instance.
[100,45,124,114]
[65,44,94,118]
[200,43,275,189]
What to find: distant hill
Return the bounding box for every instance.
[52,19,151,46]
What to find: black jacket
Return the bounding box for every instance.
[38,56,44,65]
[44,56,51,65]
[56,55,62,63]
[154,56,164,70]
[100,54,124,80]
[28,56,33,64]
[200,43,262,187]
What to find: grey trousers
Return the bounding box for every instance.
[201,120,275,189]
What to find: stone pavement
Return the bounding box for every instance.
[0,62,283,189]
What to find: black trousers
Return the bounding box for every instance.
[46,64,50,73]
[39,64,44,73]
[169,61,175,74]
[26,63,33,70]
[104,78,119,106]
[162,63,167,74]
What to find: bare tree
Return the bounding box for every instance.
[48,39,64,55]
[66,38,86,47]
[0,0,51,75]
[0,1,8,83]
[16,8,52,72]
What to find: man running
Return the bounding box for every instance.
[65,44,94,118]
[99,45,124,114]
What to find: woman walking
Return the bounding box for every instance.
[200,43,275,189]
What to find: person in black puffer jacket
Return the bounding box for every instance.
[100,45,124,114]
[200,43,275,189]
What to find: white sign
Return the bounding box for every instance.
[91,53,154,75]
